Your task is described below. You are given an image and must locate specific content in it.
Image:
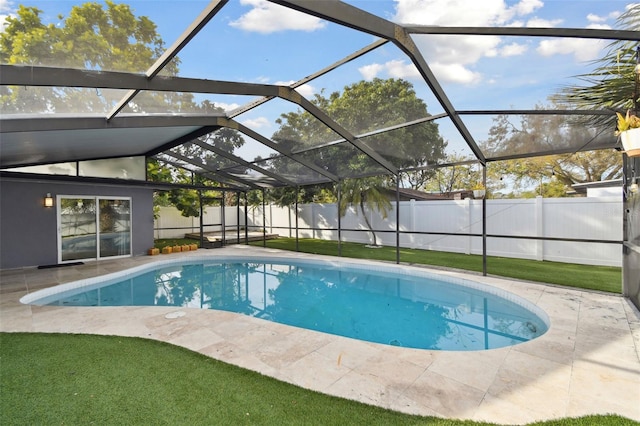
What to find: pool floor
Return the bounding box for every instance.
[1,246,639,424]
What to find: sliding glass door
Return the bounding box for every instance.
[58,196,131,262]
[98,199,131,258]
[59,198,97,261]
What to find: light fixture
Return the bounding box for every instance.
[44,193,54,208]
[636,46,640,75]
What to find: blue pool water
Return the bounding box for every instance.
[23,257,549,351]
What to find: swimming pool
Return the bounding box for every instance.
[21,256,549,351]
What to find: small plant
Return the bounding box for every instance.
[615,110,640,157]
[615,110,640,135]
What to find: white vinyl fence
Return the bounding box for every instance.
[156,197,623,267]
[154,205,242,239]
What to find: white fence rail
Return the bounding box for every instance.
[156,197,623,267]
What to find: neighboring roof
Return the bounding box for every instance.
[572,179,624,194]
[381,187,473,201]
[1,0,638,190]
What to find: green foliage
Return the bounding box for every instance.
[154,238,198,249]
[616,110,640,133]
[338,177,392,246]
[0,2,245,219]
[1,333,633,425]
[481,107,622,196]
[169,189,201,217]
[479,6,640,197]
[268,78,446,204]
[0,1,178,113]
[326,78,445,171]
[147,159,173,218]
[422,153,483,195]
[554,5,640,123]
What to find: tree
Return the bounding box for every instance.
[338,177,391,247]
[479,6,639,197]
[1,2,245,217]
[554,5,640,123]
[420,153,482,196]
[266,78,446,242]
[0,2,186,113]
[482,108,622,196]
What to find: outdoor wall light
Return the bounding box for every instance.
[44,193,54,208]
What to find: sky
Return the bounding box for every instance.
[1,0,638,161]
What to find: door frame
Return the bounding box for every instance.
[57,195,132,263]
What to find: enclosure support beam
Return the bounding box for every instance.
[396,174,401,265]
[221,192,226,246]
[262,189,267,248]
[338,181,342,258]
[295,187,300,252]
[199,190,204,249]
[244,192,249,245]
[482,166,487,276]
[236,191,241,245]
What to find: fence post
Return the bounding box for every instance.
[536,196,544,261]
[155,211,160,239]
[410,199,416,249]
[467,197,473,255]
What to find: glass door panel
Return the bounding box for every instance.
[99,199,131,258]
[60,198,97,261]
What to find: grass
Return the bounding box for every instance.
[1,333,636,426]
[249,238,622,293]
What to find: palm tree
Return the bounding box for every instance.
[554,5,640,126]
[337,177,392,247]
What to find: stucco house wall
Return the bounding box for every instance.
[0,177,154,269]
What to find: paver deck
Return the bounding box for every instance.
[1,246,639,424]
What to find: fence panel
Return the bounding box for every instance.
[156,196,622,266]
[154,205,241,239]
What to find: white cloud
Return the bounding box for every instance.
[0,0,13,13]
[215,102,241,112]
[0,0,15,32]
[385,59,421,79]
[526,17,563,27]
[393,0,542,26]
[589,10,622,22]
[512,0,544,16]
[507,20,526,28]
[586,23,613,30]
[359,63,384,80]
[537,37,607,62]
[587,13,606,23]
[498,42,528,57]
[230,0,326,34]
[358,60,420,80]
[240,116,270,129]
[274,80,316,97]
[391,0,544,85]
[295,84,315,98]
[430,62,482,84]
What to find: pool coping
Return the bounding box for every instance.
[1,245,639,424]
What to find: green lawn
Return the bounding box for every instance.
[1,333,636,426]
[249,238,622,293]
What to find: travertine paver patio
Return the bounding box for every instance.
[1,246,639,424]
